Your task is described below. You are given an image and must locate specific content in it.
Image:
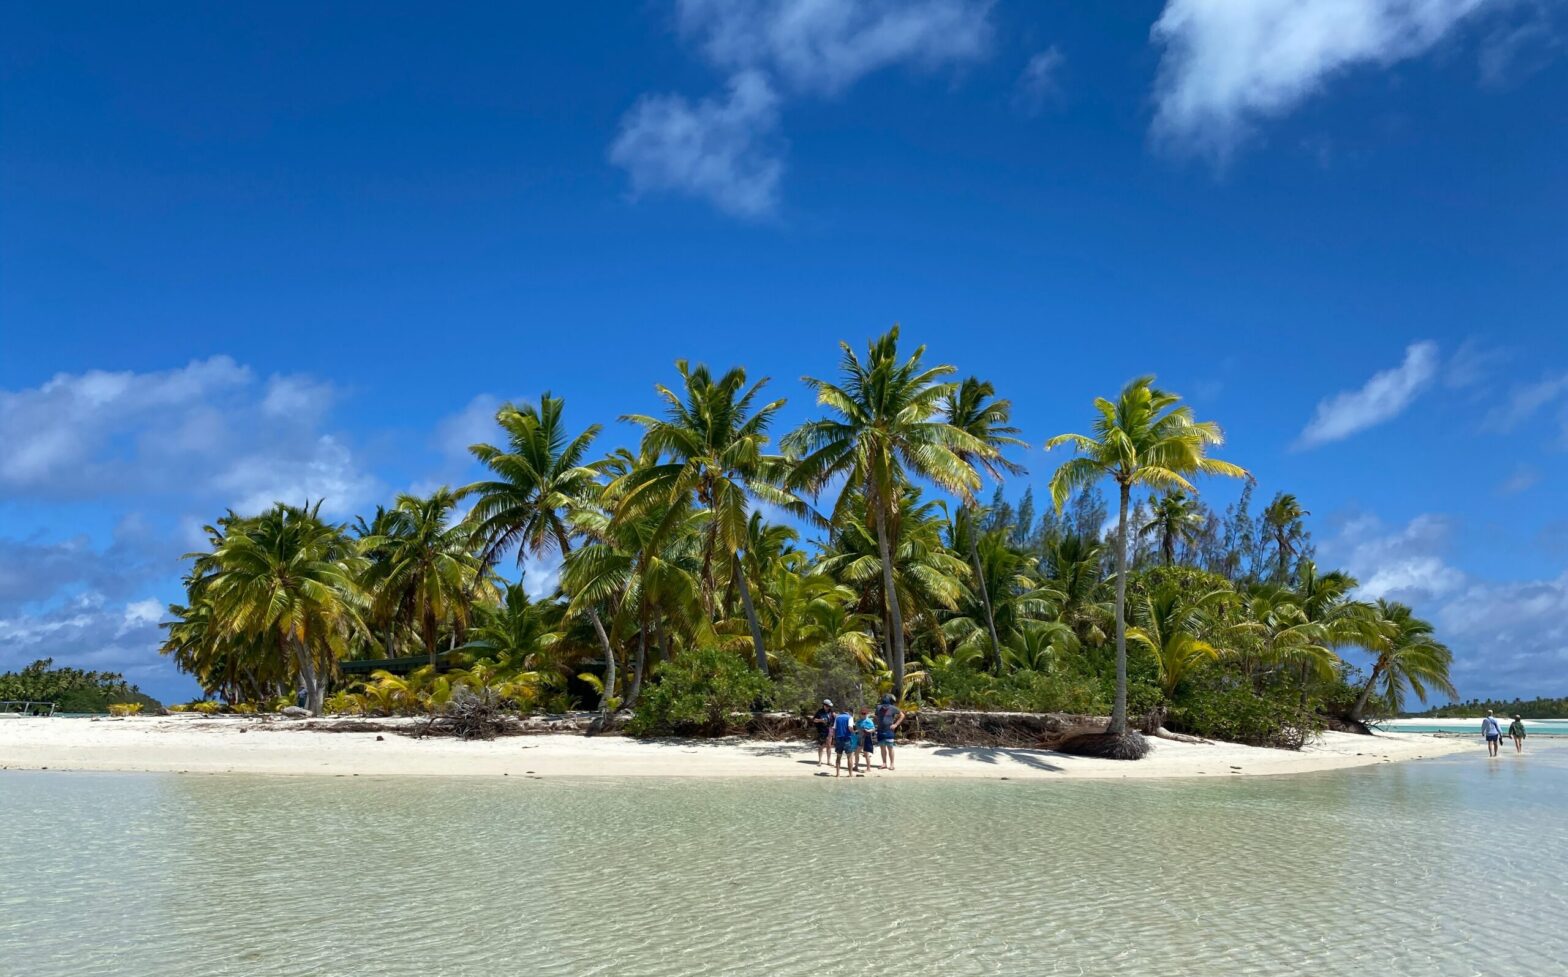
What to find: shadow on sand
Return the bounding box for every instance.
[930,746,1066,772]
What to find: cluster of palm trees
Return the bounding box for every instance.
[161,327,1455,739]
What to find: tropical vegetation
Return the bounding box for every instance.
[155,328,1458,752]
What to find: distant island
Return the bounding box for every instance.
[1406,697,1567,720]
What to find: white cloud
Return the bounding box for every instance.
[1013,46,1065,114]
[1150,0,1492,162]
[1321,512,1568,697]
[0,357,250,491]
[613,0,994,216]
[0,592,174,691]
[677,0,994,96]
[214,435,380,518]
[1481,371,1568,432]
[435,394,505,466]
[0,358,373,509]
[1443,337,1509,389]
[521,553,564,601]
[609,71,785,218]
[1297,341,1440,448]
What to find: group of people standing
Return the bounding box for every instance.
[1481,711,1527,757]
[811,695,905,776]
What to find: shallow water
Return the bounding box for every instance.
[3,745,1565,977]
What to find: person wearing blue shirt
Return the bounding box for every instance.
[1481,711,1502,757]
[832,708,857,777]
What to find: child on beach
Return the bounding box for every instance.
[858,708,878,770]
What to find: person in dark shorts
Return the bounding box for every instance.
[812,699,835,765]
[1509,715,1526,753]
[832,707,857,777]
[1481,711,1502,757]
[874,694,905,771]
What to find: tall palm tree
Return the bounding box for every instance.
[1140,490,1203,566]
[1046,376,1248,740]
[784,326,990,693]
[201,502,365,715]
[1350,600,1456,720]
[941,377,1027,674]
[359,488,491,665]
[941,526,1063,668]
[464,394,619,714]
[1128,584,1225,698]
[1262,492,1310,582]
[615,361,804,676]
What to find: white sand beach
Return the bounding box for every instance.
[0,714,1473,780]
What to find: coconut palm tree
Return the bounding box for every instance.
[1262,492,1310,582]
[615,361,805,676]
[941,527,1064,667]
[464,394,619,714]
[941,377,1027,673]
[784,326,989,693]
[1350,600,1456,720]
[1046,376,1248,745]
[201,502,365,715]
[1128,583,1225,698]
[358,488,491,665]
[1140,490,1203,566]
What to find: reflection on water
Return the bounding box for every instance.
[3,746,1565,977]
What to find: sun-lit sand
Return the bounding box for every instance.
[0,714,1472,780]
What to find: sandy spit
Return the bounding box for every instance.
[0,714,1476,780]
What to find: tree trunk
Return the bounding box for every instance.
[870,480,906,697]
[423,608,438,666]
[965,508,1004,676]
[1350,665,1383,721]
[559,535,617,716]
[1110,482,1130,736]
[734,553,769,676]
[287,634,324,716]
[626,625,647,709]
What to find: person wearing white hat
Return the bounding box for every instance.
[812,699,835,766]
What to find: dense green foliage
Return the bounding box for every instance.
[156,328,1458,751]
[625,648,772,736]
[0,659,160,714]
[1409,697,1568,719]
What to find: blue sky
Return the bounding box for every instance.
[3,1,1566,703]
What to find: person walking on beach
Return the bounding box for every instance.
[858,707,878,770]
[813,699,835,766]
[874,694,904,772]
[1481,711,1502,757]
[1509,715,1527,753]
[832,707,858,777]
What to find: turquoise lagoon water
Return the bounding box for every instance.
[1379,719,1568,735]
[3,744,1565,977]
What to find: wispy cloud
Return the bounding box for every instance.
[1012,46,1065,115]
[612,0,995,216]
[1296,341,1439,448]
[1498,465,1541,495]
[1481,371,1568,432]
[1150,0,1493,163]
[678,0,994,96]
[610,71,785,218]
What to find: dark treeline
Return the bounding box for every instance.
[158,327,1458,753]
[1410,697,1568,719]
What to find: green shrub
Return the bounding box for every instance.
[922,657,1107,715]
[108,703,143,716]
[189,700,222,715]
[627,648,771,737]
[230,702,258,714]
[1169,683,1323,749]
[772,647,868,716]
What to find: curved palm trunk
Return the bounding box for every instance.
[1350,663,1384,721]
[964,516,1003,676]
[422,607,438,666]
[1110,482,1130,736]
[625,620,647,709]
[870,482,906,696]
[286,634,324,716]
[734,553,769,676]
